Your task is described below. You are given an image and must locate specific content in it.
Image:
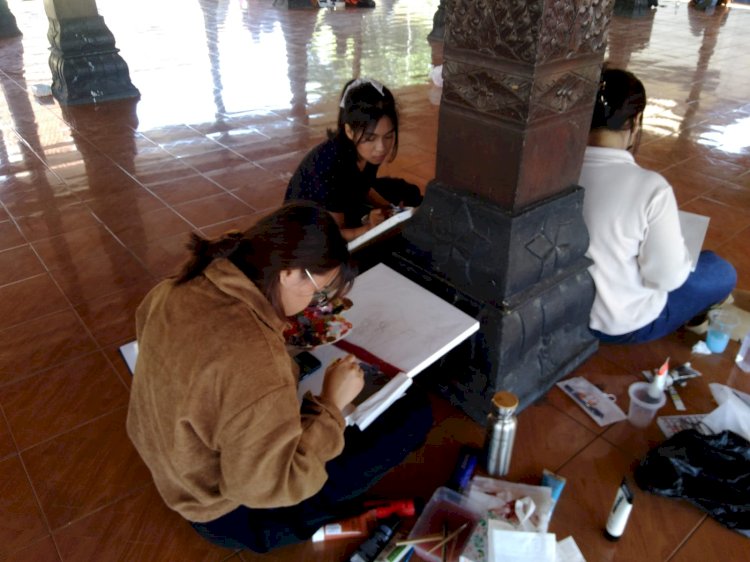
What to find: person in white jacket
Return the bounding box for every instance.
[579,67,735,344]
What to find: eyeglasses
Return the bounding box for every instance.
[304,268,336,306]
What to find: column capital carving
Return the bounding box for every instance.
[446,0,613,63]
[442,61,601,125]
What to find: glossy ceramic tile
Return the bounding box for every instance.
[671,513,750,562]
[0,352,128,450]
[0,244,45,286]
[0,309,99,385]
[0,415,15,461]
[0,0,749,559]
[0,273,69,331]
[7,537,62,562]
[0,455,49,557]
[550,438,706,562]
[21,407,152,530]
[53,486,232,561]
[74,283,154,347]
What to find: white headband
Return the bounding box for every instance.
[339,77,385,108]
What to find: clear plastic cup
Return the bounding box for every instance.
[706,309,739,354]
[627,382,666,428]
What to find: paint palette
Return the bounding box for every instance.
[284,297,353,349]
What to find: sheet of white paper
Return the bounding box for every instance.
[555,536,587,562]
[702,385,750,442]
[709,383,750,407]
[678,210,709,272]
[487,523,556,562]
[119,341,139,374]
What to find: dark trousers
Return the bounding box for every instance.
[593,251,736,344]
[190,388,432,553]
[373,177,423,208]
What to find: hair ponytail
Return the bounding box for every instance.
[176,231,244,285]
[172,202,355,318]
[590,67,646,133]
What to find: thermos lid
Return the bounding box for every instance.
[492,391,519,413]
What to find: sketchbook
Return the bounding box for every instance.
[347,207,415,252]
[299,263,480,429]
[678,210,709,272]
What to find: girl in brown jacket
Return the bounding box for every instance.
[127,202,432,552]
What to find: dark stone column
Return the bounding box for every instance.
[44,0,139,105]
[0,0,22,38]
[390,0,614,422]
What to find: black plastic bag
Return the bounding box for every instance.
[634,429,750,534]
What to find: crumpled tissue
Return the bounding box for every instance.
[692,340,712,355]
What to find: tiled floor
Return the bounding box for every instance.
[1,0,749,560]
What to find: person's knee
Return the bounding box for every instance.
[396,388,434,444]
[402,183,423,207]
[695,251,737,295]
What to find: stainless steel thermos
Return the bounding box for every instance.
[484,391,519,476]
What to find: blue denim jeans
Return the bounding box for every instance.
[190,387,433,553]
[592,251,736,344]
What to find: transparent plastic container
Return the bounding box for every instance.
[406,487,483,562]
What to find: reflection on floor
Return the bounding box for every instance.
[0,0,748,560]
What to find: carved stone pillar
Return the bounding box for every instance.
[44,0,139,105]
[390,0,614,422]
[0,0,22,38]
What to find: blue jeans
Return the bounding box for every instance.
[190,387,432,553]
[593,251,736,344]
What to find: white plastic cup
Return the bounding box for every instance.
[706,309,738,354]
[627,382,666,428]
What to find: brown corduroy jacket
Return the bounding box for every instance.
[126,258,345,523]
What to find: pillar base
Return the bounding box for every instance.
[614,0,657,17]
[287,0,317,8]
[389,183,598,422]
[48,15,139,106]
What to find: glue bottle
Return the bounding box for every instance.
[311,500,415,543]
[645,358,669,403]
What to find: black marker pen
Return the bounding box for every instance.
[348,515,400,562]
